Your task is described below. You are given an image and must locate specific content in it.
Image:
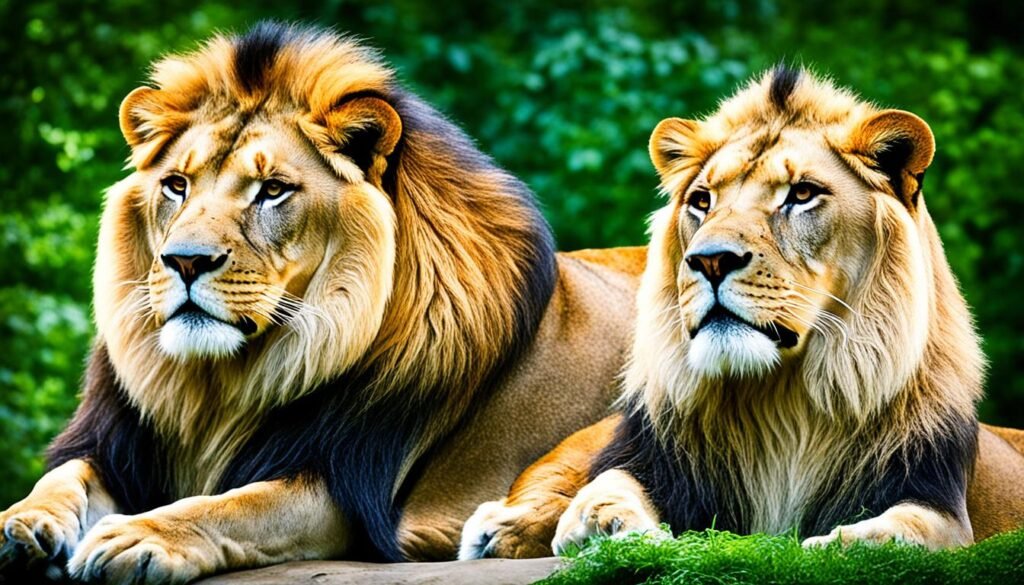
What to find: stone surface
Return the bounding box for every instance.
[197,558,563,585]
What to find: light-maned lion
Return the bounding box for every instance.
[0,22,646,583]
[460,66,1024,559]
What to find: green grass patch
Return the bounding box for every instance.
[540,528,1024,585]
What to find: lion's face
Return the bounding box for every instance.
[140,116,347,358]
[102,81,403,367]
[668,127,879,377]
[642,70,938,386]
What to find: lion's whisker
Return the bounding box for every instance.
[778,299,850,347]
[780,308,834,345]
[785,281,859,317]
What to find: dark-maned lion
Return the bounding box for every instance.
[0,22,645,583]
[460,66,1024,559]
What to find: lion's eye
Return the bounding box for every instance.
[256,179,296,205]
[785,182,828,206]
[161,175,188,202]
[688,190,712,213]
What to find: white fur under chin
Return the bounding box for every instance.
[687,320,780,378]
[159,314,245,360]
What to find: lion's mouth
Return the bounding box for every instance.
[691,305,799,348]
[170,300,258,335]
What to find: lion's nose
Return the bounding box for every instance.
[161,251,229,286]
[685,249,752,288]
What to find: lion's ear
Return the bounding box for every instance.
[848,109,935,207]
[119,87,190,169]
[649,118,714,185]
[303,96,402,186]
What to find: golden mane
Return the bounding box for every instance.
[623,68,984,529]
[91,23,556,497]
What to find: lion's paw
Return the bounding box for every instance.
[802,504,971,551]
[0,461,101,581]
[0,496,84,582]
[1,504,80,563]
[802,516,909,549]
[459,498,558,560]
[552,473,661,555]
[67,514,212,585]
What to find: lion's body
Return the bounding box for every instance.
[399,249,644,559]
[462,66,1024,558]
[0,23,645,582]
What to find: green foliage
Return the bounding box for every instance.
[1,0,1023,507]
[543,528,1024,585]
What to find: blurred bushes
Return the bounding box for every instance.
[0,0,1022,505]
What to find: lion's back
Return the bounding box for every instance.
[563,246,647,278]
[983,424,1024,455]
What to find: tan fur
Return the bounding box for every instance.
[65,479,346,584]
[968,425,1024,539]
[565,247,647,276]
[398,250,642,559]
[465,68,1024,558]
[985,424,1024,454]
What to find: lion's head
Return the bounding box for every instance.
[627,66,983,425]
[103,25,403,367]
[92,23,555,489]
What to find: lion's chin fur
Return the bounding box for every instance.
[158,315,246,360]
[686,322,780,379]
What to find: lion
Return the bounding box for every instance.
[0,22,646,583]
[459,66,1024,559]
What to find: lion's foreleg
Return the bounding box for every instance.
[0,459,118,575]
[459,415,621,559]
[67,477,348,585]
[803,502,972,550]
